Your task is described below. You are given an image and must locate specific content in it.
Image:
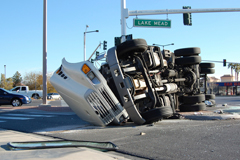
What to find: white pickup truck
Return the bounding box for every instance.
[9,86,43,99]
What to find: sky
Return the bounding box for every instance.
[0,0,240,80]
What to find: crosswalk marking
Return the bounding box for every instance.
[0,116,33,120]
[4,114,54,118]
[0,111,74,123]
[27,112,75,116]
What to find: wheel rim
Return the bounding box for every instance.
[33,95,39,99]
[12,99,20,106]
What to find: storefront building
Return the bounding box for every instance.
[208,81,240,95]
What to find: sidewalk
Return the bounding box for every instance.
[0,128,129,160]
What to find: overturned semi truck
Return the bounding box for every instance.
[50,39,215,126]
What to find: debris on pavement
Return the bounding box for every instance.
[140,132,146,136]
[214,109,224,114]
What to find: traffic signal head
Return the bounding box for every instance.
[115,37,121,46]
[96,51,99,56]
[183,6,192,26]
[103,41,107,50]
[223,59,226,67]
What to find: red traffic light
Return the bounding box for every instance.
[223,59,226,67]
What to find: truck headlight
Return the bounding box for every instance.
[87,71,95,80]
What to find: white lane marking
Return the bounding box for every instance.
[3,114,55,117]
[0,116,33,120]
[0,120,6,122]
[27,112,75,116]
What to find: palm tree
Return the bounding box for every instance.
[228,63,235,76]
[234,64,240,81]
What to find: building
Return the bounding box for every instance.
[220,74,235,82]
[208,75,239,96]
[209,76,220,82]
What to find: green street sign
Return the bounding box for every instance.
[133,19,171,28]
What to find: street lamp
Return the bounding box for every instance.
[153,43,174,50]
[83,25,99,61]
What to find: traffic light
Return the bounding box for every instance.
[126,34,132,41]
[115,37,121,46]
[103,41,107,50]
[96,51,99,56]
[183,6,192,26]
[223,59,226,67]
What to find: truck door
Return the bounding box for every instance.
[20,86,27,95]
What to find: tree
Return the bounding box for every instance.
[234,64,240,81]
[12,71,22,87]
[228,63,240,81]
[228,63,235,76]
[0,74,7,89]
[23,72,39,90]
[47,73,57,93]
[22,72,57,93]
[5,78,13,90]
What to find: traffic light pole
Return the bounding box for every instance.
[121,0,127,42]
[121,0,240,42]
[88,42,102,61]
[127,8,240,16]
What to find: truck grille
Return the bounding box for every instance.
[98,87,122,115]
[87,91,114,124]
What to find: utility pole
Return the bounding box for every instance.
[83,25,99,61]
[42,0,49,106]
[84,25,88,61]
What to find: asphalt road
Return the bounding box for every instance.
[0,96,240,160]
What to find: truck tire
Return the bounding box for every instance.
[182,94,205,104]
[141,106,173,124]
[32,94,39,99]
[11,98,22,107]
[200,68,215,74]
[179,102,206,112]
[200,63,215,68]
[116,39,148,58]
[205,94,215,100]
[175,56,201,65]
[174,47,201,56]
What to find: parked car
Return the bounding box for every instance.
[47,93,62,100]
[0,88,32,106]
[9,86,43,99]
[50,38,215,126]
